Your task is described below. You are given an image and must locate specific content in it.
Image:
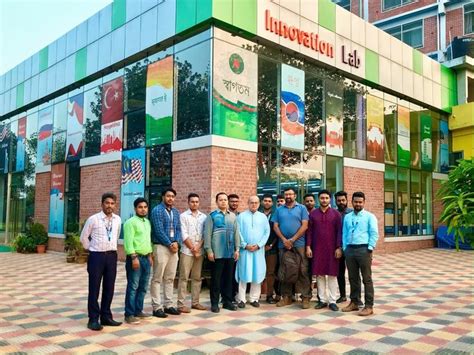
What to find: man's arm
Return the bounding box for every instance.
[203,215,213,255]
[368,213,379,251]
[180,214,194,250]
[290,220,308,243]
[150,207,172,246]
[233,216,241,251]
[342,216,349,251]
[80,217,92,250]
[123,220,135,255]
[237,215,247,249]
[174,209,182,244]
[257,215,270,249]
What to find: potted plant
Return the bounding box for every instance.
[11,234,36,253]
[64,232,82,263]
[29,223,49,253]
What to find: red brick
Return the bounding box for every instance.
[34,172,51,231]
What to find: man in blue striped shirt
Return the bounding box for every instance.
[341,191,379,316]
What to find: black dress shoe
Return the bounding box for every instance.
[250,301,260,308]
[266,297,277,304]
[329,303,339,311]
[164,307,181,315]
[314,302,328,309]
[152,309,168,318]
[336,296,347,304]
[223,303,237,311]
[100,318,122,326]
[87,321,103,331]
[237,301,246,308]
[211,305,220,313]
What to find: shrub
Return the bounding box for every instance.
[11,234,36,253]
[29,223,48,246]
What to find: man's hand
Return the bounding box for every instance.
[306,246,312,258]
[207,252,215,262]
[265,245,272,251]
[335,248,342,259]
[132,257,140,270]
[283,238,292,250]
[234,250,240,261]
[169,242,179,254]
[148,254,153,268]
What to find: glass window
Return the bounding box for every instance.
[76,21,88,50]
[98,34,112,71]
[343,81,366,159]
[384,165,396,236]
[111,27,125,64]
[65,162,80,232]
[87,13,100,44]
[398,167,409,235]
[383,0,415,11]
[124,109,146,149]
[431,112,440,172]
[176,40,211,140]
[126,0,141,21]
[47,66,56,94]
[26,112,38,175]
[84,87,102,157]
[465,3,474,34]
[99,5,112,37]
[410,106,420,169]
[156,0,175,42]
[55,60,66,91]
[410,170,421,235]
[305,72,325,154]
[66,28,77,57]
[384,99,397,164]
[125,17,140,58]
[24,57,32,79]
[386,20,423,48]
[65,55,75,86]
[257,145,278,197]
[140,7,158,51]
[325,155,342,198]
[258,58,279,146]
[333,0,350,10]
[87,42,99,76]
[421,171,433,235]
[9,120,18,172]
[147,144,172,187]
[124,60,147,112]
[0,175,6,231]
[56,35,66,62]
[52,100,67,163]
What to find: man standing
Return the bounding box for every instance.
[261,194,278,304]
[276,194,285,207]
[236,196,270,308]
[123,198,153,325]
[177,193,207,313]
[303,193,316,214]
[306,190,342,311]
[150,188,182,318]
[80,193,122,331]
[334,191,353,304]
[342,192,379,316]
[228,194,240,214]
[272,187,311,309]
[204,193,240,313]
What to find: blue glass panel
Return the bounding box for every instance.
[98,34,112,70]
[30,75,39,102]
[99,5,112,37]
[125,16,140,57]
[24,79,31,104]
[66,28,77,56]
[24,57,32,80]
[86,42,99,76]
[141,0,157,12]
[111,26,125,64]
[140,7,157,50]
[11,66,17,86]
[87,13,100,44]
[4,71,11,91]
[126,0,141,21]
[0,74,4,93]
[157,0,176,43]
[38,71,47,98]
[65,55,75,86]
[47,67,56,94]
[76,21,88,49]
[56,35,67,62]
[55,60,66,91]
[48,41,57,67]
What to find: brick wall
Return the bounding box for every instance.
[446,7,465,44]
[422,15,438,54]
[34,172,51,231]
[368,0,437,22]
[48,236,65,252]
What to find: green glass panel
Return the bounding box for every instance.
[75,47,87,81]
[412,49,423,75]
[112,0,126,30]
[16,83,24,108]
[213,0,232,23]
[233,0,257,35]
[196,0,212,23]
[441,86,451,112]
[176,0,196,33]
[39,47,49,72]
[365,49,379,84]
[318,0,336,32]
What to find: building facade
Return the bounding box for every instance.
[0,0,460,255]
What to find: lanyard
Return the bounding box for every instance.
[105,218,113,242]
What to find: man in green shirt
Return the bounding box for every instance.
[123,198,153,325]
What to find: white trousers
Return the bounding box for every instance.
[316,275,338,304]
[238,281,261,303]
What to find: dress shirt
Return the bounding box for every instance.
[150,202,182,246]
[123,215,152,255]
[342,209,379,251]
[204,209,240,259]
[180,209,207,257]
[80,211,121,252]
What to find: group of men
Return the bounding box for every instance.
[80,187,378,331]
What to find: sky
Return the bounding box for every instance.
[0,0,112,75]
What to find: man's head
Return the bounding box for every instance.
[162,188,177,207]
[262,193,273,211]
[303,193,315,211]
[216,192,228,210]
[276,194,285,207]
[318,189,331,208]
[283,187,296,205]
[187,193,200,212]
[101,192,117,215]
[335,191,348,211]
[352,191,365,212]
[248,196,260,213]
[134,197,148,217]
[228,194,239,212]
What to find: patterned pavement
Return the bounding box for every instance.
[0,249,472,354]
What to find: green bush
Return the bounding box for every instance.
[11,234,36,253]
[29,222,48,246]
[64,232,83,256]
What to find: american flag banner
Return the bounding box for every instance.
[121,147,146,223]
[0,124,9,141]
[121,158,144,185]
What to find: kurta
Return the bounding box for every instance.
[235,210,270,283]
[306,207,342,276]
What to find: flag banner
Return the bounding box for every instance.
[0,123,10,174]
[101,120,123,154]
[397,106,410,168]
[66,93,84,161]
[421,113,432,171]
[37,106,53,167]
[16,117,27,172]
[440,120,449,173]
[212,41,258,141]
[49,163,65,234]
[325,81,343,156]
[366,95,384,163]
[102,77,124,124]
[281,64,305,150]
[121,148,146,222]
[146,56,173,146]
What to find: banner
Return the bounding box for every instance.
[397,106,410,168]
[102,77,123,124]
[421,113,432,171]
[0,123,10,174]
[281,64,305,150]
[440,120,449,173]
[101,120,123,154]
[366,95,384,163]
[49,163,65,234]
[66,93,84,161]
[146,56,173,146]
[212,41,258,141]
[325,81,343,156]
[121,148,146,222]
[37,106,53,167]
[16,117,27,171]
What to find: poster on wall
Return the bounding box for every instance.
[146,56,173,146]
[421,113,432,171]
[212,41,258,141]
[0,123,10,174]
[439,120,449,173]
[366,95,384,163]
[325,81,343,156]
[281,64,305,150]
[49,163,65,234]
[102,77,123,124]
[101,120,123,154]
[66,94,84,161]
[37,106,53,167]
[16,117,27,172]
[121,148,145,222]
[397,106,410,168]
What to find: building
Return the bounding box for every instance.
[0,0,460,256]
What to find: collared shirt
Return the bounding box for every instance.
[180,209,207,257]
[123,215,152,256]
[342,209,379,251]
[271,202,309,249]
[204,209,241,259]
[338,207,353,225]
[80,211,121,252]
[261,209,278,255]
[150,202,182,246]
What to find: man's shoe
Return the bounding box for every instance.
[336,296,347,304]
[357,301,364,308]
[342,302,359,312]
[164,307,181,315]
[178,306,191,314]
[302,297,311,309]
[191,304,207,311]
[329,303,339,311]
[223,303,238,311]
[100,318,122,326]
[358,307,373,316]
[276,296,292,307]
[135,312,153,319]
[152,309,168,318]
[250,301,260,308]
[87,321,103,331]
[124,316,140,325]
[211,305,220,313]
[314,302,328,309]
[266,297,277,304]
[237,301,246,309]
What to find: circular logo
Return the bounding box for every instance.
[229,53,244,74]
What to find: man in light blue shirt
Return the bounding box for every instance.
[341,191,379,316]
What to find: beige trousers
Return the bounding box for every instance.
[177,253,204,306]
[150,244,178,311]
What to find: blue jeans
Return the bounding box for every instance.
[124,255,151,317]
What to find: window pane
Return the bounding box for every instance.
[305,70,325,154]
[280,150,302,200]
[421,171,433,235]
[398,167,409,235]
[383,0,401,10]
[410,170,421,235]
[258,58,279,146]
[65,162,80,232]
[367,95,384,163]
[465,4,474,34]
[410,108,420,169]
[385,165,396,236]
[65,161,80,193]
[257,144,278,197]
[403,26,423,48]
[52,132,66,163]
[384,100,397,164]
[386,26,401,40]
[148,144,172,187]
[84,87,101,157]
[125,109,146,149]
[325,155,342,197]
[124,60,146,112]
[343,82,366,159]
[431,112,440,172]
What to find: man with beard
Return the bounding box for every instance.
[276,194,285,207]
[303,194,316,214]
[227,193,240,301]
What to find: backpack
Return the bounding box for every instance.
[278,248,302,284]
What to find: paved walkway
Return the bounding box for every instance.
[0,249,472,354]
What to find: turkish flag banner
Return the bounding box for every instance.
[102,76,124,124]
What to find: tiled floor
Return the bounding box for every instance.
[0,249,472,354]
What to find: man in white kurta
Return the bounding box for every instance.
[235,196,270,307]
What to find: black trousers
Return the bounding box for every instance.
[345,247,374,307]
[211,258,234,307]
[87,251,117,322]
[337,254,346,298]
